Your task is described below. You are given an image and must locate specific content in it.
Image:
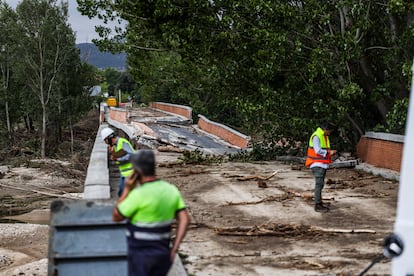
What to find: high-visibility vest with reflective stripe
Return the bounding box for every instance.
[305,127,332,167]
[114,137,134,177]
[126,220,174,241]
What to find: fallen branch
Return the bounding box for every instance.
[0,183,78,199]
[221,195,288,206]
[287,189,334,201]
[304,260,325,269]
[311,226,376,234]
[224,239,248,244]
[214,223,375,236]
[236,170,281,181]
[287,189,313,199]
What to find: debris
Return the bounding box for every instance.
[291,164,303,170]
[158,145,185,153]
[313,227,376,234]
[257,180,268,188]
[304,260,325,269]
[158,161,183,168]
[224,239,248,244]
[0,183,79,200]
[287,189,334,201]
[214,222,376,236]
[222,195,288,206]
[237,170,280,181]
[326,178,343,185]
[287,189,313,199]
[0,166,9,176]
[329,159,359,168]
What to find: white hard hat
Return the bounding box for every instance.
[101,128,115,141]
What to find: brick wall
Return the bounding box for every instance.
[356,132,404,172]
[197,115,250,149]
[149,102,192,119]
[109,108,127,123]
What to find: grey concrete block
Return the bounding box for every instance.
[87,155,108,168]
[83,185,110,199]
[168,254,188,276]
[85,168,109,186]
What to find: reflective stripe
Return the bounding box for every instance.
[133,231,171,240]
[134,220,174,228]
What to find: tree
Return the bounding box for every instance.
[78,0,414,154]
[16,0,79,157]
[0,2,23,141]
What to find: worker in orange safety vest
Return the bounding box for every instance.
[305,122,337,212]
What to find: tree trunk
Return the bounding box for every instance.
[1,61,12,141]
[5,100,11,140]
[69,117,74,154]
[41,103,46,158]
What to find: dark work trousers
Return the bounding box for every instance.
[128,250,172,276]
[126,234,172,276]
[311,166,327,205]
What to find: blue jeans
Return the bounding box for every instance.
[118,176,125,197]
[311,167,326,205]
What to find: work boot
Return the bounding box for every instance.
[314,203,329,212]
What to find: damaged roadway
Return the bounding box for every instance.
[0,106,399,275]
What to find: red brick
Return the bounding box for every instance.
[356,137,403,172]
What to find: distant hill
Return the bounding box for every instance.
[77,43,126,71]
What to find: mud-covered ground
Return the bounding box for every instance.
[0,111,98,276]
[0,111,399,276]
[158,159,398,276]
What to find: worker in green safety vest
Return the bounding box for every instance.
[101,127,136,197]
[112,149,190,276]
[305,122,337,212]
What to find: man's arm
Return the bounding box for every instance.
[312,136,327,156]
[313,136,336,157]
[112,172,140,221]
[170,209,190,261]
[116,141,134,163]
[112,206,125,222]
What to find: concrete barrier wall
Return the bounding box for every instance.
[149,102,192,120]
[83,124,110,199]
[197,115,250,149]
[356,132,404,172]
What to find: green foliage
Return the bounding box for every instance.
[178,149,225,165]
[374,98,409,134]
[0,0,96,157]
[100,68,138,99]
[77,0,414,157]
[387,98,409,134]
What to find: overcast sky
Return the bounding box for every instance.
[6,0,108,43]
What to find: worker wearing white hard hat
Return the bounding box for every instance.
[101,127,136,197]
